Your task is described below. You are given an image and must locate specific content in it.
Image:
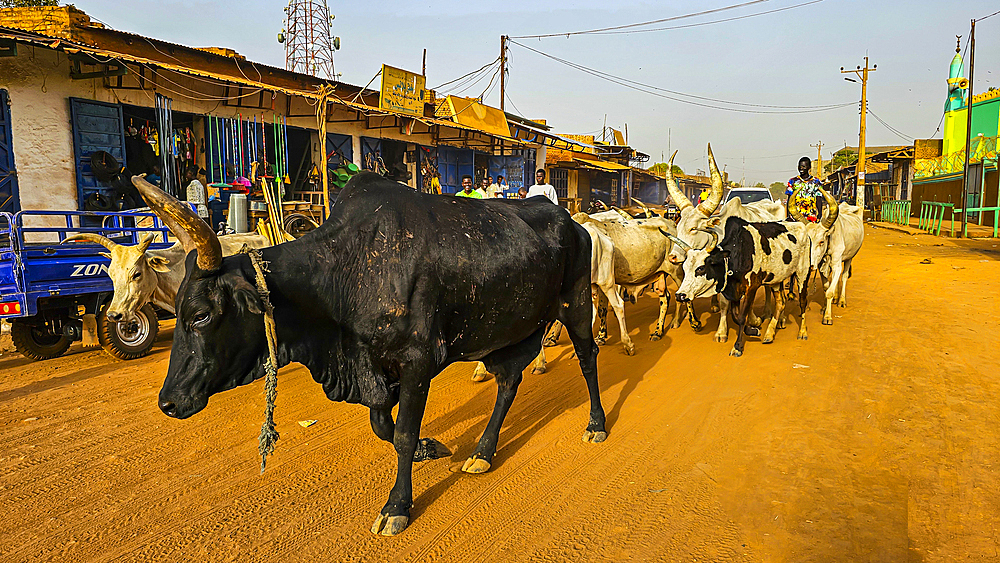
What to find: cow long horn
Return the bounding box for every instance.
[62,233,118,250]
[819,187,839,230]
[630,197,652,218]
[661,230,691,251]
[611,207,633,221]
[664,150,692,211]
[788,197,807,223]
[698,143,724,217]
[136,233,157,254]
[131,175,222,271]
[699,228,719,253]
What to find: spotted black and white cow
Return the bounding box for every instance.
[673,216,814,357]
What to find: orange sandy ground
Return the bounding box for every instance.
[1,226,999,562]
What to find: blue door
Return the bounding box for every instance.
[0,90,19,213]
[360,136,383,173]
[69,98,126,210]
[437,147,473,194]
[326,132,354,175]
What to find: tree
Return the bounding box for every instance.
[0,0,58,7]
[825,148,857,174]
[753,182,766,188]
[769,182,786,199]
[649,162,683,177]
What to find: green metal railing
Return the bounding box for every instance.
[951,206,1000,238]
[918,201,954,236]
[879,200,911,225]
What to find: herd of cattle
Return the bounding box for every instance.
[64,144,863,536]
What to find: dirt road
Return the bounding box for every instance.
[2,226,999,562]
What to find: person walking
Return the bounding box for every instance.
[455,174,483,199]
[785,156,824,222]
[526,169,559,205]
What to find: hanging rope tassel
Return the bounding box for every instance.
[247,248,280,473]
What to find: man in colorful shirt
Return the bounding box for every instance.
[455,175,483,199]
[785,156,825,222]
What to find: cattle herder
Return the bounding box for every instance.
[785,156,825,222]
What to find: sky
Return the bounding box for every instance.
[73,0,1000,185]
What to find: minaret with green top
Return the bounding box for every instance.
[943,36,968,154]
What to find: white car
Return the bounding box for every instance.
[724,187,775,205]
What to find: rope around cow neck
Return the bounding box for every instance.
[247,248,280,474]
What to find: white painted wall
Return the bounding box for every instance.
[0,49,81,215]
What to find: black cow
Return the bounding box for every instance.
[131,172,606,536]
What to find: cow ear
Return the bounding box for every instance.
[706,217,722,229]
[221,275,263,315]
[233,285,264,315]
[147,255,171,272]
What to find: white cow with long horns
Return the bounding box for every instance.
[64,232,270,321]
[664,144,786,343]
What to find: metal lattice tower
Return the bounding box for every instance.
[281,0,337,79]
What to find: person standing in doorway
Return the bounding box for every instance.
[455,174,483,199]
[184,164,209,220]
[527,169,559,205]
[785,156,824,222]
[487,175,505,198]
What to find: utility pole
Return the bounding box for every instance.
[842,58,876,212]
[499,35,507,112]
[810,141,824,180]
[961,19,977,238]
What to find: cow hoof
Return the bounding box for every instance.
[729,348,743,357]
[822,317,833,326]
[797,333,808,341]
[649,333,662,342]
[595,336,607,346]
[691,322,703,332]
[461,455,491,474]
[371,514,409,536]
[714,333,728,343]
[623,343,636,355]
[471,371,492,383]
[839,301,847,308]
[762,337,774,344]
[413,438,452,462]
[710,305,720,313]
[531,366,546,375]
[542,337,558,347]
[777,319,787,329]
[582,430,607,443]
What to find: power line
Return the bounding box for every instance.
[432,55,501,90]
[582,0,824,35]
[448,60,502,96]
[979,8,1000,21]
[509,39,854,114]
[867,108,915,143]
[505,93,526,118]
[510,0,769,39]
